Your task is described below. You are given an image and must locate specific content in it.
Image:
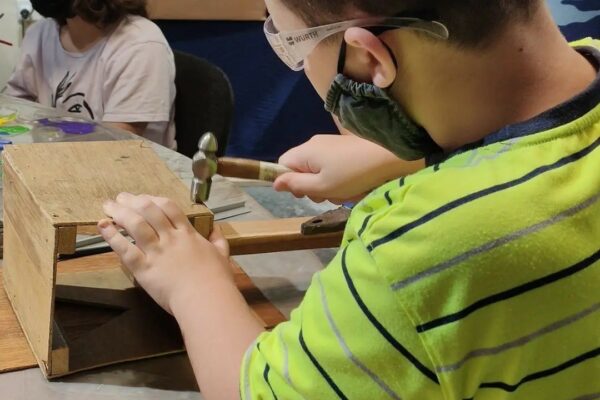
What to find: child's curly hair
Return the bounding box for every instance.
[64,0,148,27]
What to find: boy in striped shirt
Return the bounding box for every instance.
[99,0,599,398]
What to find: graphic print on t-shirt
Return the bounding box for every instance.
[51,71,95,119]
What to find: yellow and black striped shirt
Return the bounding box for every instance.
[241,38,600,400]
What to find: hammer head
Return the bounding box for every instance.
[191,133,219,203]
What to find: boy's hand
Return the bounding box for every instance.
[274,135,425,203]
[98,193,232,315]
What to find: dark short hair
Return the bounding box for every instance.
[281,0,541,47]
[68,0,148,27]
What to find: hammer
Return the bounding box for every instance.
[191,132,292,203]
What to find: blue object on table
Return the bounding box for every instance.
[157,21,337,162]
[0,138,13,150]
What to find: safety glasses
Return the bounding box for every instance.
[264,15,449,71]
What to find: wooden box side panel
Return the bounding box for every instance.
[3,142,212,226]
[2,219,56,375]
[3,160,58,375]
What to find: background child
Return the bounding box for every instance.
[5,0,176,148]
[98,0,599,399]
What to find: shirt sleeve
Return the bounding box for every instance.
[4,24,40,101]
[240,238,443,400]
[102,42,175,124]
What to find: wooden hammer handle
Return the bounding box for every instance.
[216,217,343,256]
[217,157,292,182]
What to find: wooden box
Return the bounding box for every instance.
[1,141,342,378]
[1,141,215,378]
[147,0,267,21]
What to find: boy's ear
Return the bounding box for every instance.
[343,27,397,88]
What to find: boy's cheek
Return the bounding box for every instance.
[304,47,340,101]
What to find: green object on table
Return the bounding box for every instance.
[0,125,30,135]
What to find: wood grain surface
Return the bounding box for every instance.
[0,270,37,373]
[2,141,212,226]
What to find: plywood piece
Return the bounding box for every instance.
[57,268,134,291]
[219,217,343,256]
[192,215,214,239]
[57,226,77,255]
[2,141,212,226]
[0,270,37,374]
[50,321,69,376]
[3,161,55,268]
[3,159,58,374]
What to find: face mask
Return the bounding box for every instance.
[324,42,442,160]
[31,0,74,20]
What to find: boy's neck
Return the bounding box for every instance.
[60,16,108,53]
[390,4,597,152]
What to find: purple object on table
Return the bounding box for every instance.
[38,118,96,135]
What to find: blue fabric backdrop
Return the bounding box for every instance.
[158,20,336,161]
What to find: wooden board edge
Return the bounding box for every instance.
[192,214,214,239]
[3,152,56,227]
[0,272,38,374]
[47,349,186,380]
[218,217,343,256]
[50,321,69,376]
[2,271,50,377]
[56,226,77,255]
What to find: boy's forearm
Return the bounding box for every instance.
[171,277,265,400]
[383,155,426,181]
[338,122,426,181]
[366,141,426,182]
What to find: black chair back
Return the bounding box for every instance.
[174,51,234,158]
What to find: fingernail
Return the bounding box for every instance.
[98,219,111,230]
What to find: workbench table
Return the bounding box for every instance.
[0,95,334,399]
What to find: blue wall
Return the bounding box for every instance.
[158,20,336,161]
[548,0,600,40]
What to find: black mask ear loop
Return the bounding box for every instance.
[336,28,399,75]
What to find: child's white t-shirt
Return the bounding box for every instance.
[6,16,176,149]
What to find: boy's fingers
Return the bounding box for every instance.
[147,196,190,229]
[274,172,322,198]
[98,219,145,272]
[209,225,230,258]
[103,200,158,248]
[278,148,313,173]
[117,193,174,233]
